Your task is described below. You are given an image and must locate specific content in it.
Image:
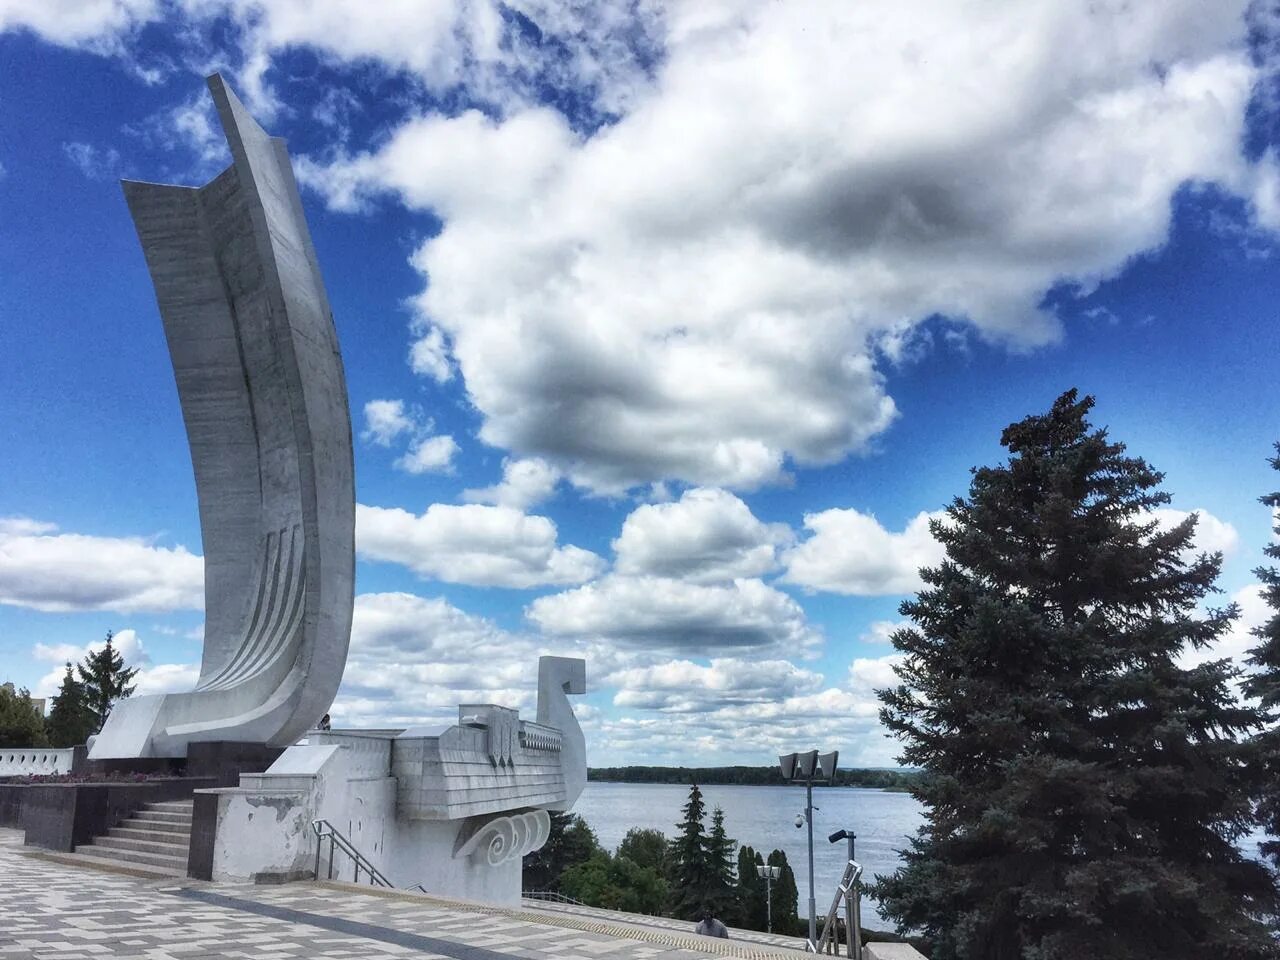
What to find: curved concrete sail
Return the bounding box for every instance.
[90,74,354,758]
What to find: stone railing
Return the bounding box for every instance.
[0,747,77,778]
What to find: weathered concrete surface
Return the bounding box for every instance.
[91,73,354,759]
[863,943,928,960]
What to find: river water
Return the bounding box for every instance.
[573,781,1274,926]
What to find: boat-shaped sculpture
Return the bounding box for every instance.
[90,74,355,759]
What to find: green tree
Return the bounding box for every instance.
[669,782,712,919]
[44,662,96,747]
[735,844,767,930]
[77,631,138,734]
[765,849,800,936]
[705,806,737,919]
[523,811,601,891]
[0,683,47,747]
[560,851,668,914]
[1244,443,1280,870]
[874,390,1278,960]
[618,827,668,873]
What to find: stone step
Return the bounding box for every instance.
[94,833,189,857]
[125,817,191,835]
[77,842,187,871]
[109,826,191,846]
[143,800,194,814]
[31,849,186,880]
[132,809,192,825]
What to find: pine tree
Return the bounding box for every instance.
[669,782,712,919]
[873,390,1278,959]
[45,662,96,747]
[736,844,767,930]
[705,806,737,920]
[77,631,138,733]
[1244,442,1280,868]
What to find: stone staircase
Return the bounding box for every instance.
[71,799,192,877]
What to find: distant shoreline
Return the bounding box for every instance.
[587,765,920,791]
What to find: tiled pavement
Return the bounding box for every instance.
[0,830,805,960]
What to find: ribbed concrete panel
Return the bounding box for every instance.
[90,74,354,759]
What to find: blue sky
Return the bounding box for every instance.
[1,1,1278,766]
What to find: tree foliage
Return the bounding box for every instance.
[669,782,715,919]
[560,851,668,914]
[736,844,767,930]
[704,806,738,919]
[45,662,96,747]
[0,683,47,748]
[77,631,137,734]
[523,811,601,891]
[765,848,800,936]
[1244,442,1280,870]
[873,390,1278,959]
[618,827,668,874]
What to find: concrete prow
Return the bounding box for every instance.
[536,657,587,810]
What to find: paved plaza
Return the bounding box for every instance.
[0,830,806,960]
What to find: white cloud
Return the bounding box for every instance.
[394,434,459,475]
[62,141,122,180]
[528,574,822,656]
[356,503,604,588]
[32,628,196,700]
[859,620,911,645]
[1179,583,1272,670]
[297,0,1267,495]
[0,517,203,613]
[0,0,159,49]
[409,324,453,383]
[782,509,945,596]
[361,399,416,447]
[464,457,560,510]
[1149,507,1240,556]
[608,656,823,712]
[849,653,906,697]
[612,487,791,583]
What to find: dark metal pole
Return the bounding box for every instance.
[806,779,817,947]
[766,873,773,934]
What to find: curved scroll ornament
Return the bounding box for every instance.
[89,74,354,759]
[454,810,551,866]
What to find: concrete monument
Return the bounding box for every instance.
[91,74,355,759]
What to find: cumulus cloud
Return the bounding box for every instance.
[527,575,822,656]
[359,398,457,474]
[464,457,560,510]
[294,0,1271,495]
[782,509,945,596]
[62,141,123,180]
[0,517,203,613]
[0,0,159,50]
[361,399,416,446]
[612,487,791,583]
[32,628,197,700]
[859,620,911,645]
[356,503,604,588]
[608,656,823,712]
[1149,507,1240,556]
[395,434,459,475]
[1179,583,1272,670]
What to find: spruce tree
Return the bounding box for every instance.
[45,662,96,747]
[669,782,712,919]
[874,390,1278,959]
[765,849,800,936]
[736,844,767,930]
[77,631,138,733]
[705,806,737,920]
[1244,442,1280,868]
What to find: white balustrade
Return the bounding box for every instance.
[0,748,76,778]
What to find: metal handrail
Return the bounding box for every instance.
[311,818,393,888]
[807,859,863,957]
[522,890,588,906]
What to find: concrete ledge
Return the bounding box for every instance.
[14,778,216,852]
[864,943,928,959]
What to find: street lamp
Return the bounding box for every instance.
[779,749,838,948]
[756,863,782,933]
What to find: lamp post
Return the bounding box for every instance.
[756,863,781,933]
[779,749,838,948]
[829,829,860,959]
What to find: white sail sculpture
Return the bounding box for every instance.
[91,74,355,759]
